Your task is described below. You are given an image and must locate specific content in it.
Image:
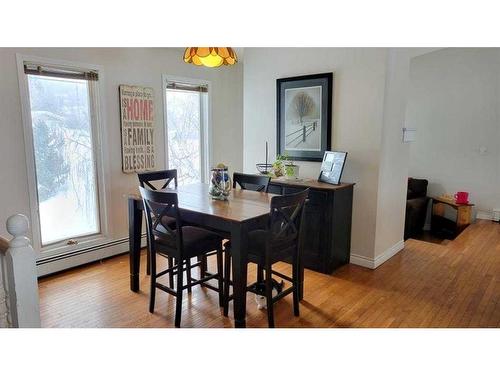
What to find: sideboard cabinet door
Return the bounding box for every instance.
[300,190,329,272]
[267,182,353,274]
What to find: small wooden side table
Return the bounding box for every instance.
[431,196,474,239]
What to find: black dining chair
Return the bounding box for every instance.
[138,169,178,279]
[233,172,271,192]
[225,172,272,298]
[139,187,224,328]
[138,169,178,190]
[223,189,309,327]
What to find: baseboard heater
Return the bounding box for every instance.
[36,234,146,276]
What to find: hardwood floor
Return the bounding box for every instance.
[38,220,500,328]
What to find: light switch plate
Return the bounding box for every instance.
[403,127,416,143]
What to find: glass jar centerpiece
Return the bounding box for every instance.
[209,163,231,201]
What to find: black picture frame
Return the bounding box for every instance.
[318,151,347,185]
[277,72,333,161]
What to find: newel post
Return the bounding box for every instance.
[5,214,41,328]
[0,236,10,327]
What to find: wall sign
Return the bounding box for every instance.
[119,85,155,173]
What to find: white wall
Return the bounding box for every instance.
[373,49,439,260]
[373,50,412,259]
[407,48,500,219]
[0,48,243,261]
[243,48,389,261]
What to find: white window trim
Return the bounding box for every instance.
[162,74,212,183]
[16,54,110,259]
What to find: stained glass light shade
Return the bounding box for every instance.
[183,47,238,67]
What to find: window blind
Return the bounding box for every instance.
[24,63,99,81]
[166,81,208,93]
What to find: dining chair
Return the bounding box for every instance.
[228,172,272,290]
[138,169,178,190]
[223,189,309,327]
[139,187,224,328]
[233,172,271,192]
[138,169,178,279]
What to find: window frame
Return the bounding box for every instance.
[162,74,212,184]
[16,54,110,258]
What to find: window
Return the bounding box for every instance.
[165,78,210,185]
[20,59,105,251]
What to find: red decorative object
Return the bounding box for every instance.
[454,191,469,204]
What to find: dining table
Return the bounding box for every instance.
[128,182,292,328]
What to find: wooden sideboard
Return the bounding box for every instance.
[267,178,354,274]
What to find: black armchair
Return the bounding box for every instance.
[405,178,430,240]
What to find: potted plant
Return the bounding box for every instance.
[273,153,299,179]
[272,154,285,177]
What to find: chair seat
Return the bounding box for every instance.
[160,215,176,229]
[156,226,222,258]
[224,230,293,265]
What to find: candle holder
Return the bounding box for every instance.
[256,141,272,175]
[256,163,273,175]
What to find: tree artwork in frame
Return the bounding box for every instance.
[277,73,333,161]
[318,151,347,185]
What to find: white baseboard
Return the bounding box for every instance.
[476,210,493,221]
[349,253,375,268]
[36,236,147,277]
[350,240,405,269]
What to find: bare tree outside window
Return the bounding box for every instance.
[28,75,100,245]
[166,87,207,185]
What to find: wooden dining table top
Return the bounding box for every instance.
[130,182,278,223]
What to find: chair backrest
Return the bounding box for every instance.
[267,189,309,255]
[407,178,428,199]
[139,186,183,254]
[233,172,271,192]
[138,169,178,191]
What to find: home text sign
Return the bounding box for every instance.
[119,85,155,173]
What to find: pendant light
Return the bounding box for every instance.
[183,47,238,67]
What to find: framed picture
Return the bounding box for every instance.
[318,151,347,185]
[277,72,333,161]
[119,85,155,173]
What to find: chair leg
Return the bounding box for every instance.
[202,255,208,277]
[265,264,275,328]
[198,255,207,286]
[216,247,224,307]
[149,251,156,313]
[145,240,151,276]
[186,258,192,294]
[257,265,264,283]
[292,255,300,317]
[174,258,184,328]
[168,257,174,288]
[223,250,231,316]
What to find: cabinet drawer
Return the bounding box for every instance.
[267,184,283,195]
[283,186,306,195]
[307,190,328,206]
[268,184,328,206]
